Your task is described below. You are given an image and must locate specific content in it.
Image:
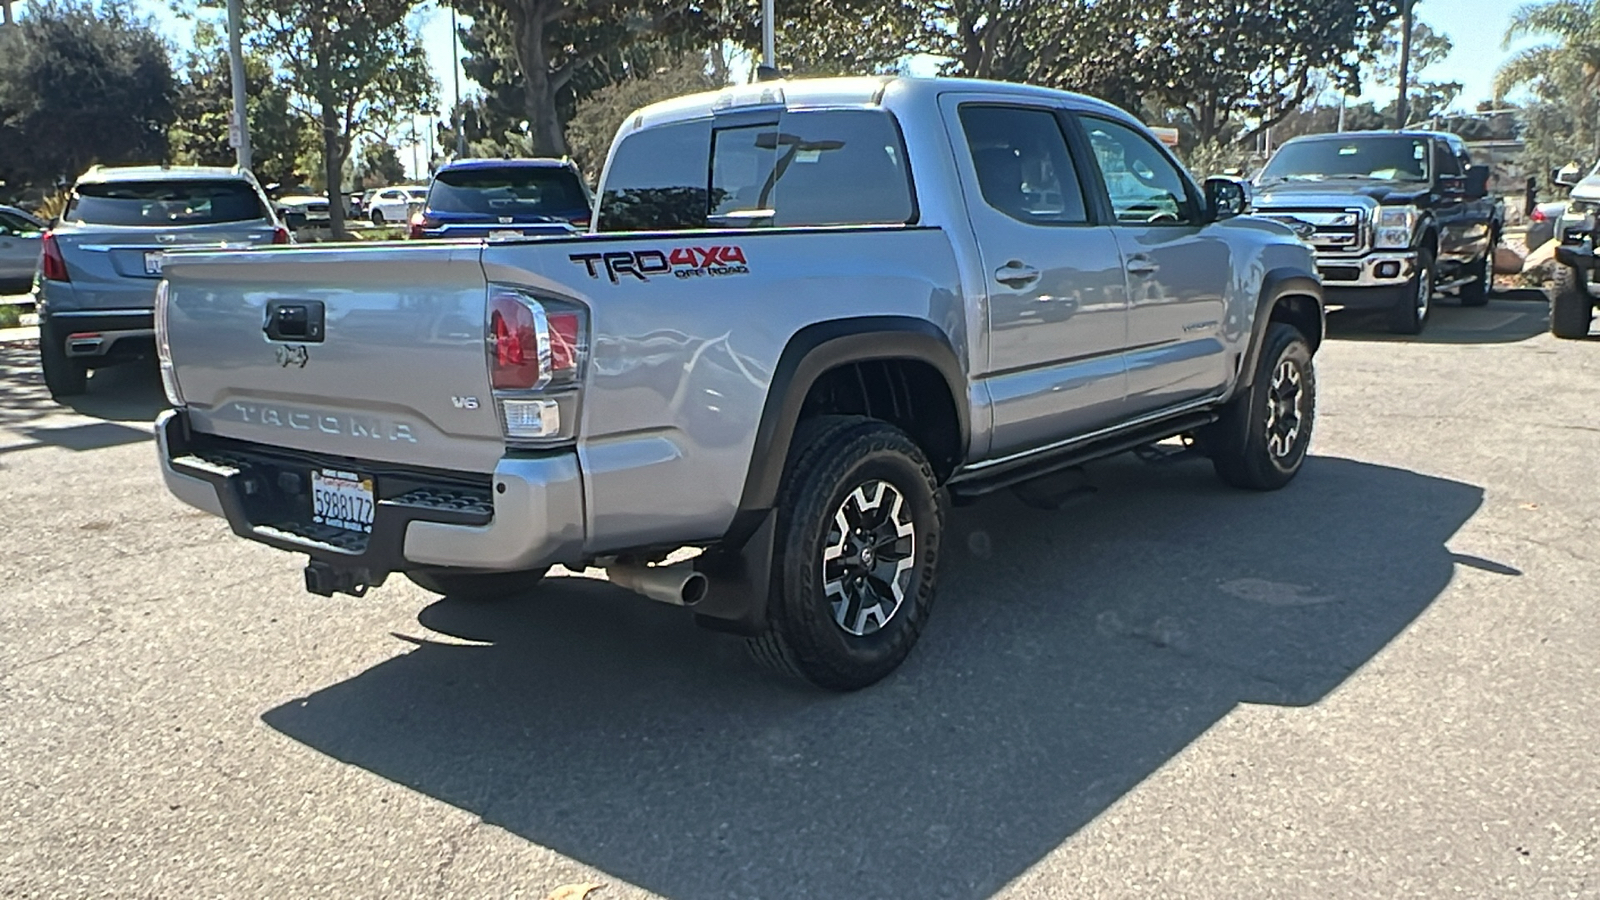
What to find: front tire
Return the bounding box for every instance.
[1204,323,1316,491]
[1460,244,1493,307]
[1549,264,1594,339]
[39,319,88,400]
[405,566,548,600]
[748,416,942,691]
[1389,247,1435,334]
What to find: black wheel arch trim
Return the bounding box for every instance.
[727,316,968,541]
[1238,267,1324,393]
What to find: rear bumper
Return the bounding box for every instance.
[155,408,586,575]
[39,306,155,362]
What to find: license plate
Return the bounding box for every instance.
[487,230,522,240]
[143,251,164,275]
[311,468,375,533]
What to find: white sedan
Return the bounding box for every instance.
[365,186,429,225]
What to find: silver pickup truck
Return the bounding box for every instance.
[155,77,1324,690]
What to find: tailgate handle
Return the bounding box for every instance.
[264,300,325,342]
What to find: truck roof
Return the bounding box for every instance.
[626,75,1131,131]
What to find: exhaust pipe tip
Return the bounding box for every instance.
[607,560,708,607]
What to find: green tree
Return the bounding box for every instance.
[169,22,309,189]
[563,52,717,180]
[358,143,407,186]
[0,1,176,190]
[453,0,726,157]
[1496,0,1600,158]
[242,0,436,236]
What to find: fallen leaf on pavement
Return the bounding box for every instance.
[546,883,604,900]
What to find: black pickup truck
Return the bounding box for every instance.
[1253,130,1503,335]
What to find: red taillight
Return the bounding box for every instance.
[409,212,436,240]
[272,226,291,244]
[489,293,541,389]
[40,232,69,281]
[488,290,584,391]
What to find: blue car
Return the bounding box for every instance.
[409,158,593,240]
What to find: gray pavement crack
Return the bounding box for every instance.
[0,623,113,681]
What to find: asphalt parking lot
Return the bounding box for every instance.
[1,293,1596,899]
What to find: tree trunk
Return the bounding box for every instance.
[515,11,568,157]
[1396,0,1413,129]
[321,100,347,240]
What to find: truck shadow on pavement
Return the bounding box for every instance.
[263,454,1485,900]
[1327,293,1550,345]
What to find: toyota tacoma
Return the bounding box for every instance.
[155,77,1324,690]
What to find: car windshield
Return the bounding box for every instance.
[427,167,587,217]
[67,180,266,226]
[1258,137,1431,184]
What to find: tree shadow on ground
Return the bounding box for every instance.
[0,344,164,436]
[263,454,1486,900]
[1327,294,1549,345]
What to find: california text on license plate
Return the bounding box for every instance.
[143,251,164,275]
[311,468,375,533]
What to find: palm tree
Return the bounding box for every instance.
[1497,1,1600,155]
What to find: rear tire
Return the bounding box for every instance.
[1549,264,1594,339]
[370,210,385,225]
[405,566,548,600]
[747,416,942,691]
[1203,323,1316,491]
[39,319,88,400]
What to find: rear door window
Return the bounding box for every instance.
[427,167,589,216]
[598,108,914,232]
[67,180,266,226]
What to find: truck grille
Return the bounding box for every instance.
[1263,209,1368,256]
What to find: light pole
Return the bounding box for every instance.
[226,0,253,171]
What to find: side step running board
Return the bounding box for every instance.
[948,411,1217,501]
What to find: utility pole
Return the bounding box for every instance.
[226,0,253,171]
[2,1,15,27]
[1396,0,1415,129]
[761,0,776,75]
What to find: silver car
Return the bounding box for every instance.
[0,205,45,293]
[36,165,287,399]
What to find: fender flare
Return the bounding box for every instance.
[1238,267,1324,391]
[731,316,968,533]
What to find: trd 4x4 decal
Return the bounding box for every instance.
[570,246,749,283]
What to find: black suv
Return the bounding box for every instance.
[1253,130,1504,334]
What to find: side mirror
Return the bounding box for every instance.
[1554,165,1581,188]
[1465,165,1491,200]
[1204,176,1250,221]
[1439,174,1467,197]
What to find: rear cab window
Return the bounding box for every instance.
[427,167,590,218]
[598,108,915,232]
[67,180,267,226]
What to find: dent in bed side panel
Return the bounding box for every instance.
[481,228,966,553]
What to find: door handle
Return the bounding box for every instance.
[1125,255,1159,276]
[994,260,1041,288]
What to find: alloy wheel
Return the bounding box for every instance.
[1264,358,1305,460]
[821,480,917,637]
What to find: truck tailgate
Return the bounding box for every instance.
[162,243,506,474]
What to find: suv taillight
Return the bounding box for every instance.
[40,232,69,281]
[272,226,292,244]
[487,287,587,444]
[408,211,434,240]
